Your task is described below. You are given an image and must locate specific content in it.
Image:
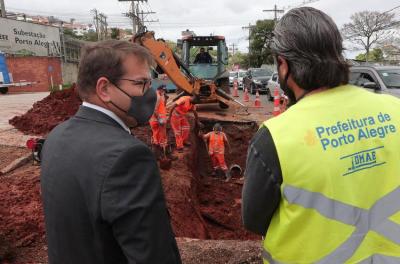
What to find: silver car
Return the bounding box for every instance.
[229,71,238,86]
[266,72,284,101]
[350,66,400,98]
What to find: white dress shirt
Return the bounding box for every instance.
[82,101,131,134]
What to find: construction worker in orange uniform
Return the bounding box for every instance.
[201,123,231,180]
[149,85,168,158]
[168,95,199,152]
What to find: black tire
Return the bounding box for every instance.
[0,87,8,94]
[250,84,256,94]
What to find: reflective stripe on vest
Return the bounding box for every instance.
[262,251,400,264]
[261,85,400,263]
[262,185,400,263]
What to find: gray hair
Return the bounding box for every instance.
[271,7,349,90]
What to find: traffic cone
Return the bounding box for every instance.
[272,86,281,116]
[254,90,262,107]
[243,88,249,102]
[233,80,239,97]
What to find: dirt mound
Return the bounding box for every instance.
[9,86,81,135]
[0,163,45,263]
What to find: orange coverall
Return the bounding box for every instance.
[170,96,194,149]
[204,131,228,172]
[149,91,168,148]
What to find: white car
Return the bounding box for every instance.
[229,71,238,86]
[237,70,246,89]
[266,72,284,101]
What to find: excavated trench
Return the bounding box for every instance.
[134,118,260,240]
[2,89,261,262]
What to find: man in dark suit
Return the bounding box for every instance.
[40,40,181,263]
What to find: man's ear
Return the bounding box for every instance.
[277,56,289,78]
[95,77,112,102]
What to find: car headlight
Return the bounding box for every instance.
[253,80,262,85]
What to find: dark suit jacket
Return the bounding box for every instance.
[41,106,181,264]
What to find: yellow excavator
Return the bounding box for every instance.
[132,31,245,109]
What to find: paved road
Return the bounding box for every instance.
[0,92,49,130]
[0,92,49,146]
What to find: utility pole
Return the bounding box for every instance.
[120,0,148,35]
[104,15,108,38]
[0,0,6,18]
[229,43,238,55]
[99,13,107,40]
[60,21,67,62]
[137,11,158,32]
[92,9,101,41]
[242,23,255,67]
[263,4,284,23]
[242,23,255,53]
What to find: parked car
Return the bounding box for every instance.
[243,68,273,94]
[237,70,246,89]
[229,71,238,86]
[349,66,400,98]
[266,72,284,101]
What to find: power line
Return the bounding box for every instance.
[262,4,284,23]
[229,43,238,55]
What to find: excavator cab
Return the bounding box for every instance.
[179,35,230,94]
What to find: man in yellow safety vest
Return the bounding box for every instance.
[242,7,400,264]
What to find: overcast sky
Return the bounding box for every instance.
[4,0,400,58]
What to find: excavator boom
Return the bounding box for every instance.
[133,31,244,108]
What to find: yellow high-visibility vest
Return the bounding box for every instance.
[261,85,400,264]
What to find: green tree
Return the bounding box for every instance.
[228,52,249,69]
[81,31,98,42]
[248,19,275,67]
[355,48,384,62]
[63,28,80,40]
[110,28,120,39]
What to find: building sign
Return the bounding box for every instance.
[0,17,61,57]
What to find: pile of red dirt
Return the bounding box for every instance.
[0,163,46,263]
[9,87,82,135]
[2,87,262,262]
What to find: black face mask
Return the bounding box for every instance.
[277,59,312,106]
[110,83,157,125]
[276,59,297,107]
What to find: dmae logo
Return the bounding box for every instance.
[340,146,386,176]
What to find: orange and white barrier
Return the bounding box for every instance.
[233,80,239,97]
[254,90,262,107]
[272,86,281,116]
[243,88,250,102]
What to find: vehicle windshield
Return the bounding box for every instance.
[251,69,272,77]
[238,71,246,78]
[378,69,400,88]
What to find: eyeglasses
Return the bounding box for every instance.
[118,78,152,94]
